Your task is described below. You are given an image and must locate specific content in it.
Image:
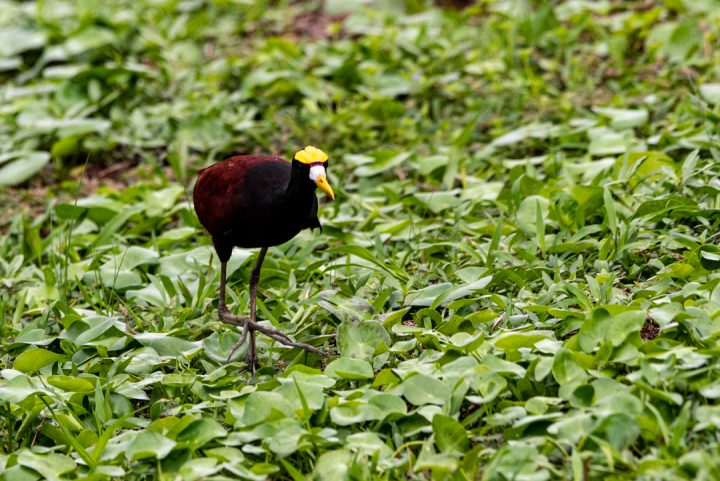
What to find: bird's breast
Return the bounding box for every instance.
[229,190,317,248]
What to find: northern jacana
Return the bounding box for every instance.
[193,146,334,372]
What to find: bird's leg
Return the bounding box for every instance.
[226,247,267,372]
[222,248,326,369]
[218,261,250,325]
[219,260,251,358]
[245,246,267,373]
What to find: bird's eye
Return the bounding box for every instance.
[309,165,326,182]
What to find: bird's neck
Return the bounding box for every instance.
[285,172,315,199]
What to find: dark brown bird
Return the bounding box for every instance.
[193,146,334,372]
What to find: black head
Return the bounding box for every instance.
[292,146,334,200]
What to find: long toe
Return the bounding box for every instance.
[227,336,248,363]
[219,309,251,327]
[244,351,258,375]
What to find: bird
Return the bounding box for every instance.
[193,145,334,373]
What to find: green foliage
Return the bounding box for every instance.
[2,0,720,480]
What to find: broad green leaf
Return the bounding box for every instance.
[367,393,407,419]
[402,374,450,405]
[579,308,612,353]
[14,349,66,373]
[17,451,76,480]
[267,421,306,456]
[175,419,227,450]
[354,150,412,177]
[405,283,452,307]
[0,152,50,186]
[433,414,469,454]
[0,375,48,403]
[337,321,390,359]
[606,310,646,347]
[133,333,201,357]
[242,391,293,425]
[633,196,698,221]
[46,375,94,392]
[330,401,366,425]
[0,28,46,56]
[414,191,463,213]
[16,117,111,136]
[492,330,552,353]
[433,276,492,307]
[325,357,373,380]
[699,84,720,105]
[314,449,351,481]
[346,432,393,460]
[613,151,677,188]
[699,382,720,399]
[125,431,176,460]
[414,440,459,472]
[516,196,550,235]
[699,245,720,270]
[588,127,637,156]
[176,458,220,480]
[594,413,640,451]
[467,372,507,403]
[593,107,648,130]
[552,347,587,385]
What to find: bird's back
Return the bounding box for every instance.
[193,155,318,258]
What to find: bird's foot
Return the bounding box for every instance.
[227,340,258,374]
[219,306,251,326]
[219,309,325,359]
[226,324,250,363]
[245,348,258,375]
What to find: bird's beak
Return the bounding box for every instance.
[315,174,335,200]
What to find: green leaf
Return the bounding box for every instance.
[133,333,201,357]
[605,310,646,347]
[492,331,552,353]
[16,451,76,481]
[175,418,227,450]
[325,357,373,380]
[125,431,176,460]
[405,283,452,307]
[603,187,617,236]
[699,245,720,270]
[0,152,50,186]
[367,393,407,419]
[593,107,648,130]
[346,432,393,460]
[314,449,351,481]
[613,151,677,188]
[401,374,450,405]
[414,191,463,214]
[0,375,48,403]
[242,392,293,425]
[353,150,412,177]
[330,401,366,425]
[0,28,46,56]
[552,347,587,385]
[433,276,492,308]
[632,196,698,221]
[414,440,459,472]
[337,321,390,360]
[699,84,720,105]
[46,375,94,392]
[433,414,469,454]
[14,349,66,373]
[516,195,549,235]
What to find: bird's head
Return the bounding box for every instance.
[293,145,334,200]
